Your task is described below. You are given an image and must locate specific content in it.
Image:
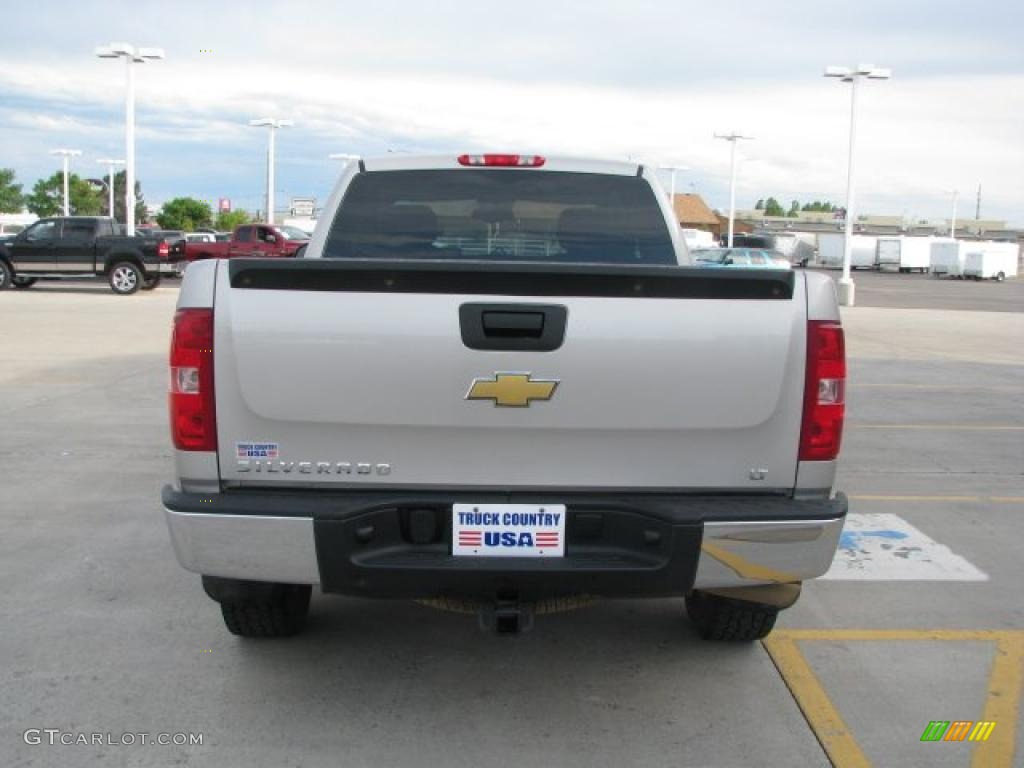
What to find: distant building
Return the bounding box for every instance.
[670,194,721,238]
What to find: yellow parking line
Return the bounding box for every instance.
[763,634,871,767]
[773,629,1015,641]
[850,424,1024,431]
[973,633,1024,768]
[765,629,1024,768]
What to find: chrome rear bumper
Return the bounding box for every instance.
[163,488,846,592]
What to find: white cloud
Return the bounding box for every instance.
[0,0,1021,223]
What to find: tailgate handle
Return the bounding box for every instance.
[460,303,567,351]
[482,311,544,338]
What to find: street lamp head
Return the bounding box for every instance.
[95,45,119,58]
[109,42,134,56]
[250,118,292,128]
[136,47,165,60]
[97,158,125,165]
[826,64,891,81]
[50,149,82,157]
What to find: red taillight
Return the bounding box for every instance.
[799,320,846,461]
[457,154,545,167]
[158,241,169,259]
[169,308,217,451]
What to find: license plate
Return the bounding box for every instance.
[452,503,566,558]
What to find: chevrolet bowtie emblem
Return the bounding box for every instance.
[466,373,559,407]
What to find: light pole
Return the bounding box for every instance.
[49,149,82,216]
[251,118,293,224]
[96,42,164,236]
[96,158,125,222]
[714,133,752,247]
[945,189,959,239]
[662,165,691,202]
[825,64,891,307]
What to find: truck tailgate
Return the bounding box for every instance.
[213,260,805,491]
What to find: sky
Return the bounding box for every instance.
[1,0,1022,225]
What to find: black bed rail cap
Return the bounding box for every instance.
[228,258,795,300]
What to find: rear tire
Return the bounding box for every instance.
[219,584,312,638]
[0,260,11,289]
[12,276,37,289]
[996,271,1006,282]
[686,590,779,641]
[109,261,142,294]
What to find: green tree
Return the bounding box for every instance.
[156,197,213,231]
[104,170,148,224]
[788,200,800,217]
[763,197,786,217]
[0,168,25,213]
[754,199,765,210]
[26,172,104,217]
[801,201,837,213]
[214,208,251,232]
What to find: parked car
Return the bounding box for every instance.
[162,152,847,642]
[0,216,174,293]
[731,233,815,266]
[693,247,791,269]
[168,223,309,277]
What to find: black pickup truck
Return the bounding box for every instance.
[0,216,175,294]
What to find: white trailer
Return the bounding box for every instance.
[963,245,1020,281]
[931,240,1017,278]
[818,232,878,269]
[681,228,715,250]
[876,236,935,273]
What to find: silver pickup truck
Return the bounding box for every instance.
[162,153,847,640]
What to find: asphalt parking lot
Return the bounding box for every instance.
[2,273,1021,768]
[809,266,1024,313]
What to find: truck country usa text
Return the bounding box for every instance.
[236,461,392,475]
[458,510,563,528]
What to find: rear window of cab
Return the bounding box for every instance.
[323,169,676,265]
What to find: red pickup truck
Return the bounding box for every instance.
[170,224,309,276]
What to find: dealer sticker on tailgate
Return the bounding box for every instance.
[452,503,566,558]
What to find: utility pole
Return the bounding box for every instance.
[96,43,164,235]
[824,64,891,307]
[250,118,293,224]
[975,185,981,220]
[96,158,125,222]
[49,149,82,216]
[714,134,753,247]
